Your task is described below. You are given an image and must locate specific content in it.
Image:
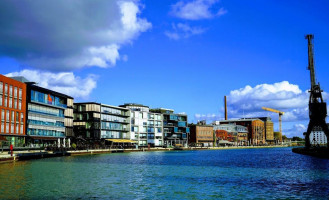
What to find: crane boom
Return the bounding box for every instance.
[306,34,316,90]
[262,107,284,142]
[262,107,284,115]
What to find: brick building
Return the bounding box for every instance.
[188,121,214,147]
[0,75,27,147]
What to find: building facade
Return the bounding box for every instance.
[308,125,329,145]
[214,119,265,145]
[0,75,26,147]
[73,103,131,146]
[151,108,189,147]
[120,103,164,147]
[258,117,274,144]
[24,82,73,147]
[189,121,214,147]
[213,123,248,145]
[73,102,101,140]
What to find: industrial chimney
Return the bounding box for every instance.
[224,96,228,120]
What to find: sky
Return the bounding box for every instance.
[1,0,329,137]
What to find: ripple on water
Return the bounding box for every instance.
[1,148,329,199]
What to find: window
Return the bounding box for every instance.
[1,110,4,121]
[9,85,12,96]
[19,100,22,110]
[4,97,7,107]
[11,111,14,122]
[16,124,19,134]
[1,122,4,132]
[6,110,9,122]
[14,98,17,109]
[5,84,7,94]
[14,87,17,98]
[11,123,14,133]
[20,113,24,123]
[6,122,9,133]
[0,82,2,94]
[19,88,22,99]
[9,97,12,108]
[20,124,23,134]
[16,112,19,121]
[0,94,2,106]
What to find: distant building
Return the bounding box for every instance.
[188,121,214,147]
[151,108,189,147]
[214,118,265,145]
[257,117,274,144]
[120,103,164,147]
[213,123,248,145]
[308,124,329,145]
[0,75,27,147]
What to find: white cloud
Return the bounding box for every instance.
[165,23,205,40]
[0,0,151,71]
[6,70,97,99]
[226,81,317,122]
[170,0,227,20]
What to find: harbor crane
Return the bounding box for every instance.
[304,34,329,148]
[262,107,284,142]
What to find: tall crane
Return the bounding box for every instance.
[262,107,284,142]
[304,34,329,148]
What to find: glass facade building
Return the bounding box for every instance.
[73,103,130,143]
[25,83,74,147]
[150,108,189,147]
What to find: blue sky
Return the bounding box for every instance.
[1,0,329,137]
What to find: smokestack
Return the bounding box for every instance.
[224,96,228,120]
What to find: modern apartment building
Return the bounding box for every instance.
[120,103,164,147]
[24,82,73,147]
[151,108,189,147]
[189,121,214,147]
[0,75,26,147]
[73,103,131,145]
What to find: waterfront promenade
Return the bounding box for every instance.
[0,145,289,163]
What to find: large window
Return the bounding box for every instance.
[27,128,64,137]
[19,88,22,99]
[30,90,66,108]
[28,104,64,117]
[101,114,127,123]
[101,122,126,131]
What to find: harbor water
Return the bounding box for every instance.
[1,147,329,199]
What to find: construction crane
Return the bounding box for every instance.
[304,34,329,148]
[262,107,284,142]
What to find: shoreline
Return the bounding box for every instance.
[0,145,290,164]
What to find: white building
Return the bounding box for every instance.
[120,103,163,147]
[309,126,328,145]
